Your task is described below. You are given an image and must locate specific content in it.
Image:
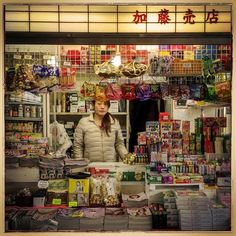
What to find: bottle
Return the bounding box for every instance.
[18,104,23,117]
[37,106,43,118]
[31,105,36,118]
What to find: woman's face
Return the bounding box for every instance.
[94,100,109,117]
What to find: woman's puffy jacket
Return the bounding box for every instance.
[73,113,128,162]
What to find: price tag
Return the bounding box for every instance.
[43,55,52,60]
[13,54,22,60]
[52,198,62,205]
[69,201,78,207]
[38,180,49,189]
[196,101,206,106]
[24,54,32,60]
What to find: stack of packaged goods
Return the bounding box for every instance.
[104,208,128,231]
[127,206,152,231]
[64,158,89,175]
[163,191,178,228]
[5,207,19,231]
[30,208,58,231]
[122,192,148,208]
[210,202,230,230]
[150,203,167,229]
[39,156,65,180]
[9,208,37,231]
[79,208,105,231]
[55,208,80,231]
[176,190,212,231]
[45,179,68,207]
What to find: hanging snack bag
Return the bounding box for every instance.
[169,85,181,100]
[121,83,136,100]
[180,85,190,100]
[136,83,151,101]
[160,84,169,100]
[106,83,122,100]
[149,84,162,100]
[84,82,96,99]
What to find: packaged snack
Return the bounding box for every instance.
[169,85,181,100]
[89,175,104,206]
[149,84,162,100]
[104,175,121,207]
[121,83,136,100]
[106,83,122,100]
[136,83,151,101]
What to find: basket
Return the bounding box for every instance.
[170,60,203,76]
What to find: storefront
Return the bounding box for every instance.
[0,0,235,235]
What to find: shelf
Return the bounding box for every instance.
[187,101,231,108]
[6,101,42,106]
[121,181,145,185]
[149,183,203,186]
[50,112,127,116]
[5,117,43,121]
[148,182,203,191]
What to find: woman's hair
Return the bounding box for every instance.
[92,100,114,136]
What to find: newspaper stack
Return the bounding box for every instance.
[127,206,152,231]
[5,207,20,231]
[55,208,80,231]
[79,208,105,231]
[210,202,230,231]
[30,208,58,231]
[122,192,148,208]
[176,190,212,231]
[64,158,89,175]
[104,208,128,231]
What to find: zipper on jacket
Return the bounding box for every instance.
[101,130,104,161]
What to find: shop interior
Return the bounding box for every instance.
[4,43,231,232]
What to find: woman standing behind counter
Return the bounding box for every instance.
[73,95,128,162]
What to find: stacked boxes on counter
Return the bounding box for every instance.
[5,188,231,231]
[210,202,230,231]
[163,191,179,228]
[176,190,213,231]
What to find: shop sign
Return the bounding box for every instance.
[5,4,232,33]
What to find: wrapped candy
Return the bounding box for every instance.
[119,61,148,78]
[123,153,136,165]
[94,60,120,78]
